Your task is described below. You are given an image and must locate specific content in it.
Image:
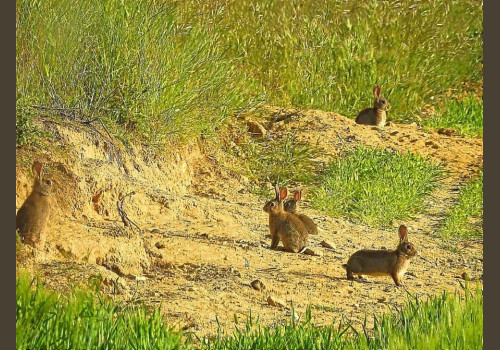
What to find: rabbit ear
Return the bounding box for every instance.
[398,225,408,242]
[279,187,288,201]
[294,191,301,201]
[373,85,381,99]
[32,160,44,180]
[274,184,280,199]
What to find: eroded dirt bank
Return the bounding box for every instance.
[16,108,483,336]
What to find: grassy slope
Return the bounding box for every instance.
[16,274,482,350]
[16,0,482,146]
[310,147,444,227]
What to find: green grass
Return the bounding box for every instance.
[16,0,483,146]
[423,95,483,137]
[310,146,444,227]
[438,171,483,239]
[16,0,259,146]
[208,289,482,350]
[230,133,319,195]
[17,273,482,350]
[16,273,189,350]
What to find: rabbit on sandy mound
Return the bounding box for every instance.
[263,185,309,253]
[16,160,53,250]
[355,85,391,127]
[284,190,318,235]
[342,225,417,286]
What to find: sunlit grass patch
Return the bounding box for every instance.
[232,133,320,195]
[16,273,188,350]
[17,273,482,350]
[207,289,482,350]
[311,146,444,227]
[423,95,483,137]
[438,171,483,239]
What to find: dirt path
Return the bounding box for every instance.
[16,109,483,337]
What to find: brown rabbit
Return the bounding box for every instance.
[342,225,417,286]
[284,190,318,235]
[16,161,53,250]
[355,85,391,126]
[263,186,309,253]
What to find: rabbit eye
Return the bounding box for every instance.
[45,180,52,185]
[381,99,386,104]
[406,244,411,250]
[271,202,276,207]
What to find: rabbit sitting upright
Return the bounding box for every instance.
[16,160,53,250]
[263,185,309,253]
[356,85,391,127]
[284,190,318,235]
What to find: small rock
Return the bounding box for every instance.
[389,130,399,136]
[461,272,471,281]
[437,128,456,136]
[246,119,267,138]
[267,296,286,308]
[380,246,387,250]
[303,248,322,256]
[251,280,266,291]
[155,242,165,249]
[320,240,336,250]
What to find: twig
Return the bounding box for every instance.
[116,191,142,233]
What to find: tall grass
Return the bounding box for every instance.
[219,0,483,121]
[17,0,482,146]
[16,0,259,146]
[311,147,444,227]
[17,273,482,350]
[16,274,189,350]
[439,171,483,239]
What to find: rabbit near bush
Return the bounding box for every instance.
[16,161,53,250]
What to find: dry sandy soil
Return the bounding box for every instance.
[16,107,483,337]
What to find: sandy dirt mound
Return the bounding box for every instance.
[16,110,483,336]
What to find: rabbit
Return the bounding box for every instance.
[283,190,318,235]
[355,85,391,127]
[342,225,417,286]
[263,185,309,253]
[16,160,53,250]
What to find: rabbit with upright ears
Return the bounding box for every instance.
[263,185,309,253]
[355,85,391,127]
[284,190,318,235]
[16,160,53,250]
[342,225,417,286]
